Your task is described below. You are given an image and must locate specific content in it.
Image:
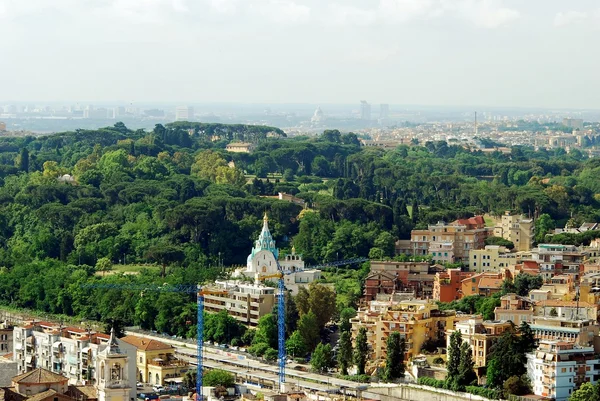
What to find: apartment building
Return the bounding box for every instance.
[470,245,518,272]
[432,269,475,302]
[0,322,13,355]
[460,272,504,298]
[120,335,189,385]
[368,260,437,298]
[363,271,396,301]
[538,275,575,300]
[411,217,488,263]
[12,322,136,396]
[529,316,599,348]
[446,317,513,368]
[350,299,455,367]
[203,281,275,327]
[527,340,600,401]
[531,244,586,281]
[493,211,534,252]
[534,300,599,321]
[13,322,136,398]
[494,293,535,325]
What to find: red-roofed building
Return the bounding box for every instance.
[432,269,475,302]
[461,272,504,297]
[410,217,490,263]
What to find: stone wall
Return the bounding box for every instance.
[362,384,491,401]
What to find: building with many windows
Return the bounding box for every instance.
[12,322,136,396]
[493,211,534,252]
[120,335,188,385]
[350,299,455,369]
[411,217,488,263]
[470,245,518,272]
[527,340,600,401]
[446,317,513,370]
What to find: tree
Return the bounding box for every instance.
[337,331,353,375]
[144,244,185,277]
[95,257,112,272]
[484,236,515,249]
[354,327,368,375]
[446,331,462,384]
[285,330,307,359]
[503,375,531,396]
[285,294,299,336]
[535,213,556,242]
[203,369,235,387]
[253,313,278,350]
[311,343,335,373]
[18,148,29,172]
[339,307,357,333]
[295,286,310,315]
[411,200,419,224]
[297,311,320,352]
[457,342,476,387]
[382,332,406,381]
[307,282,336,329]
[568,382,600,401]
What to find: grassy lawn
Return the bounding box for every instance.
[484,214,497,227]
[94,264,161,276]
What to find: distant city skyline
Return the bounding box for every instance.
[1,1,600,109]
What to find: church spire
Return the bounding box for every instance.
[250,212,279,259]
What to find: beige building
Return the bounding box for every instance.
[411,216,488,263]
[350,299,455,368]
[225,142,256,153]
[493,211,534,252]
[446,318,513,369]
[120,336,188,385]
[529,317,599,348]
[203,282,276,327]
[470,245,518,272]
[494,293,535,325]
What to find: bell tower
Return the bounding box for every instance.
[96,328,132,401]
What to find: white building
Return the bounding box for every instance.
[232,213,320,295]
[175,106,194,121]
[12,322,136,399]
[527,340,600,401]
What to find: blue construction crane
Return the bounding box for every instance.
[85,256,368,395]
[257,269,286,390]
[83,282,228,401]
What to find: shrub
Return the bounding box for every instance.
[466,386,500,400]
[432,356,445,365]
[339,375,371,383]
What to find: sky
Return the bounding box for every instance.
[1,0,599,109]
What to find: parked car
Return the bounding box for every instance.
[136,382,144,388]
[153,385,164,393]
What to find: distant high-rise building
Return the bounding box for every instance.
[360,100,371,120]
[379,104,389,120]
[562,118,583,131]
[175,106,194,121]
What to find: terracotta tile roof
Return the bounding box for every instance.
[121,335,172,351]
[67,385,97,400]
[12,368,68,384]
[27,389,74,401]
[536,300,595,308]
[64,327,87,334]
[478,277,503,289]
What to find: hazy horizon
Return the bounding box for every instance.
[2,0,600,109]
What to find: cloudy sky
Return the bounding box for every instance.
[0,0,599,108]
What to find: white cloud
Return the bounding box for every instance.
[554,10,588,27]
[444,0,520,28]
[207,0,239,14]
[327,0,519,28]
[253,0,311,24]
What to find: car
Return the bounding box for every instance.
[137,382,144,388]
[152,385,164,393]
